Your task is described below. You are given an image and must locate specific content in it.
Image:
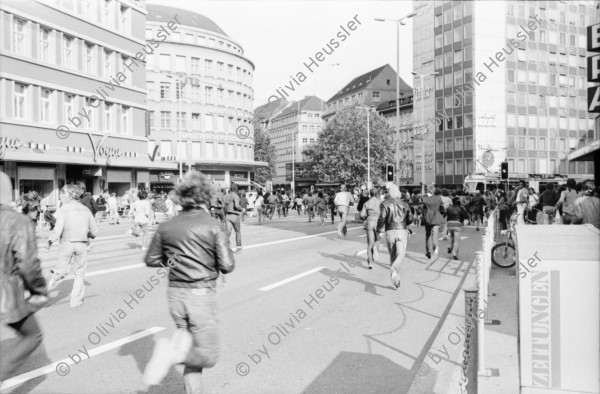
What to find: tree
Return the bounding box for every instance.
[303,107,395,186]
[253,122,276,184]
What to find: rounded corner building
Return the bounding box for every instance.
[145,4,263,192]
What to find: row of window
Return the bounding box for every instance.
[435,159,475,176]
[7,80,130,134]
[435,137,474,153]
[148,111,248,133]
[434,1,473,28]
[271,111,323,128]
[9,15,135,83]
[270,123,322,139]
[149,140,253,161]
[507,2,595,26]
[325,91,384,112]
[505,159,593,175]
[506,114,594,131]
[51,0,133,34]
[148,82,252,110]
[506,135,595,152]
[149,54,252,86]
[145,28,243,56]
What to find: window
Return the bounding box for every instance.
[84,43,94,74]
[517,49,525,62]
[104,50,112,77]
[185,33,194,43]
[120,106,129,134]
[446,160,454,175]
[191,57,200,74]
[372,92,380,102]
[205,87,213,104]
[160,82,170,100]
[228,65,234,80]
[539,137,546,151]
[445,139,453,152]
[455,160,463,175]
[518,136,526,149]
[119,5,130,33]
[436,161,444,176]
[529,159,536,173]
[217,143,224,157]
[218,89,224,105]
[160,54,170,71]
[40,89,51,123]
[175,55,185,73]
[464,136,473,150]
[192,113,200,129]
[64,36,74,69]
[217,62,224,78]
[192,142,201,159]
[160,141,172,157]
[104,0,113,28]
[13,18,25,55]
[175,81,182,100]
[83,0,94,19]
[528,137,536,150]
[160,111,171,129]
[40,28,52,62]
[454,27,462,43]
[205,60,213,76]
[64,94,75,124]
[454,49,462,64]
[465,158,473,174]
[176,112,186,129]
[191,85,201,102]
[205,142,214,159]
[104,103,112,132]
[205,114,213,131]
[455,115,463,129]
[217,115,224,131]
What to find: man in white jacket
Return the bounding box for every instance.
[334,185,353,238]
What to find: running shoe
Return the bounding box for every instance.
[391,269,400,289]
[434,247,439,255]
[368,262,373,270]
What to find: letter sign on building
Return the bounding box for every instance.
[587,23,600,113]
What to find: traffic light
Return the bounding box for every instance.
[386,164,394,182]
[500,161,508,180]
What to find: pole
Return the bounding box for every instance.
[546,98,550,173]
[367,109,371,189]
[178,79,183,182]
[421,76,425,196]
[395,21,400,185]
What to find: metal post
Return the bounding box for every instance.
[546,97,550,173]
[420,76,425,196]
[367,109,371,189]
[178,79,183,182]
[395,22,401,184]
[463,285,479,394]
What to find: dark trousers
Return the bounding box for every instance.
[44,211,56,230]
[225,214,242,247]
[0,314,43,381]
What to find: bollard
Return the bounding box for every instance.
[461,286,479,394]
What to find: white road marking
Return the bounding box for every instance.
[258,267,325,291]
[460,236,469,240]
[244,227,362,250]
[0,327,165,391]
[355,250,368,256]
[42,227,363,280]
[358,234,367,238]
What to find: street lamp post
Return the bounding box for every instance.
[357,106,375,188]
[375,12,417,185]
[411,72,438,196]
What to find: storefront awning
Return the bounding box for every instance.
[568,140,600,162]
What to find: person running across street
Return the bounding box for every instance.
[223,184,242,253]
[314,191,328,226]
[514,180,529,225]
[255,191,265,225]
[446,197,469,260]
[334,185,352,237]
[132,190,152,251]
[539,183,559,225]
[143,171,235,391]
[377,183,413,289]
[239,192,249,222]
[47,184,98,308]
[466,190,485,231]
[360,188,381,269]
[267,191,279,220]
[422,188,446,259]
[0,172,49,384]
[304,191,316,223]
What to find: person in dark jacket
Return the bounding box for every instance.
[223,183,242,253]
[77,183,97,217]
[539,183,559,224]
[210,187,225,222]
[377,183,413,289]
[21,191,41,224]
[0,172,48,383]
[239,192,249,222]
[446,197,470,260]
[422,188,447,259]
[143,171,234,391]
[466,191,485,231]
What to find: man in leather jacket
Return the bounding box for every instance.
[0,172,48,383]
[377,182,413,289]
[143,171,234,391]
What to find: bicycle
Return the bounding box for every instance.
[491,206,541,268]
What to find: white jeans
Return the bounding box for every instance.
[517,204,526,225]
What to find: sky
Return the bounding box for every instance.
[148,0,416,108]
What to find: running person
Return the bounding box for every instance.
[334,185,352,237]
[361,188,381,269]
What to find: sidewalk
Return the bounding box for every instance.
[479,260,520,393]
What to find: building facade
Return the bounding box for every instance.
[415,0,598,187]
[145,4,263,191]
[0,0,170,206]
[376,93,416,184]
[322,64,411,123]
[266,96,324,186]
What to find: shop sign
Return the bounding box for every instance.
[0,137,24,159]
[230,171,248,181]
[87,133,123,165]
[160,172,175,180]
[203,170,225,181]
[82,168,102,176]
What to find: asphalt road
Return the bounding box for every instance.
[1,211,483,394]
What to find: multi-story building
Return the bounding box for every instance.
[0,0,169,204]
[376,93,416,184]
[145,4,264,191]
[266,96,324,187]
[253,97,288,130]
[322,64,411,123]
[414,0,598,188]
